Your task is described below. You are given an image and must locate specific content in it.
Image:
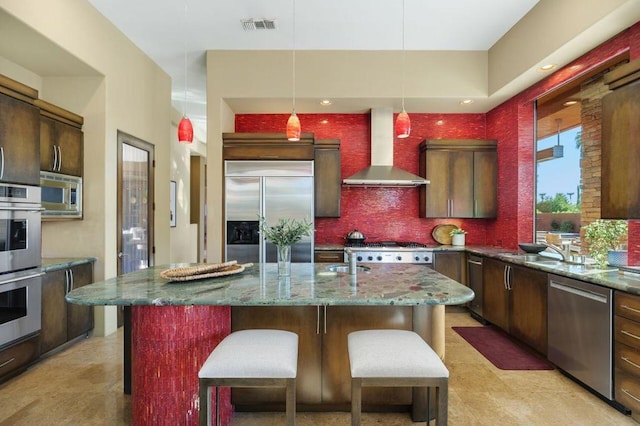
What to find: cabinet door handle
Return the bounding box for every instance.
[53,145,59,171]
[621,356,640,371]
[622,388,640,404]
[621,330,640,341]
[316,306,320,335]
[69,269,75,291]
[57,146,63,171]
[323,305,327,334]
[621,304,640,315]
[0,357,15,369]
[0,146,4,180]
[65,269,70,293]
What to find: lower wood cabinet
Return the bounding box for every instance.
[0,334,40,383]
[231,305,413,409]
[314,250,344,263]
[614,291,640,421]
[482,258,547,354]
[41,263,94,355]
[433,251,466,285]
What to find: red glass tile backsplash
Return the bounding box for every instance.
[235,22,640,262]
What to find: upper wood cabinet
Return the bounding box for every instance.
[35,99,84,177]
[419,139,497,218]
[602,58,640,219]
[222,132,315,160]
[314,138,341,217]
[0,75,40,186]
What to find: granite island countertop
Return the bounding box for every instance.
[65,262,474,307]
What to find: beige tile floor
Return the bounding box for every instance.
[0,307,636,425]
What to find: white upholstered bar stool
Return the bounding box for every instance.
[348,329,449,426]
[198,329,298,426]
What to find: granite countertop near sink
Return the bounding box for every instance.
[465,246,640,296]
[65,262,474,307]
[41,257,96,273]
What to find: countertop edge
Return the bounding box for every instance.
[42,257,97,272]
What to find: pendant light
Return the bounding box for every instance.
[395,0,411,139]
[286,0,301,141]
[178,1,194,144]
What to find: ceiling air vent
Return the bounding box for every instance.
[241,19,277,31]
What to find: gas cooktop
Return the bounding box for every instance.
[344,241,435,264]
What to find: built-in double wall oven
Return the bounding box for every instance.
[0,183,43,348]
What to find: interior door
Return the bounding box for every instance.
[116,131,154,395]
[117,131,155,275]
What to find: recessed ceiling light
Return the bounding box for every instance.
[460,99,474,105]
[320,99,332,106]
[563,100,578,106]
[539,64,557,72]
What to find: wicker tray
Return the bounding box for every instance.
[432,224,459,245]
[160,261,253,282]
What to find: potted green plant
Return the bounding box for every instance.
[582,219,628,267]
[449,228,467,246]
[259,217,313,276]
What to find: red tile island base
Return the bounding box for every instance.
[131,305,232,425]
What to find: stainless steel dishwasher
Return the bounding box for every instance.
[548,274,613,400]
[466,254,484,321]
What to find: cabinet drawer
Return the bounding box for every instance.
[616,315,640,349]
[0,334,40,381]
[616,341,640,378]
[314,250,344,263]
[616,370,640,415]
[616,292,640,322]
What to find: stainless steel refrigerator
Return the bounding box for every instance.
[224,160,314,264]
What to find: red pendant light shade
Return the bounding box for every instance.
[286,112,301,141]
[178,116,194,144]
[395,110,411,139]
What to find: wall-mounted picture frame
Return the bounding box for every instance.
[170,180,176,227]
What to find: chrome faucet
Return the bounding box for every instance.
[345,248,357,275]
[541,241,572,262]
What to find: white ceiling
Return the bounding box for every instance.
[86,0,539,138]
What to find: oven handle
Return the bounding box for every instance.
[0,206,45,212]
[0,271,44,286]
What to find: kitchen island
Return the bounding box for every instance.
[66,262,473,425]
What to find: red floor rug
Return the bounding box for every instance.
[452,326,554,370]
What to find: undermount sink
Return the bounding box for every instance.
[325,264,371,273]
[528,260,564,266]
[527,259,617,275]
[502,253,547,262]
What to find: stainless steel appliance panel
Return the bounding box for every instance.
[40,171,82,218]
[0,184,42,273]
[0,271,42,348]
[224,161,314,264]
[547,274,613,399]
[467,255,483,316]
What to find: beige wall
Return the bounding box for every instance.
[0,0,196,336]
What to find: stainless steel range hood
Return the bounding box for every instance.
[343,108,430,187]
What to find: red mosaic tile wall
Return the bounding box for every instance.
[235,113,491,245]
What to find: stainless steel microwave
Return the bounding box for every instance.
[40,171,82,219]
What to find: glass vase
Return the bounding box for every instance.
[277,245,292,277]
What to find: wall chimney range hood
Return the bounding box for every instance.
[343,108,430,187]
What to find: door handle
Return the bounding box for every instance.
[53,145,59,171]
[57,145,63,171]
[118,252,128,259]
[0,146,4,180]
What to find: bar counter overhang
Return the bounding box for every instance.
[66,262,474,425]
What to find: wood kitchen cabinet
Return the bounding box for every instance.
[314,138,341,217]
[0,334,40,383]
[602,58,640,219]
[41,262,94,355]
[0,75,40,186]
[231,305,413,410]
[482,258,547,354]
[419,139,497,218]
[614,291,640,421]
[35,99,84,177]
[222,132,315,160]
[314,249,344,263]
[433,251,466,285]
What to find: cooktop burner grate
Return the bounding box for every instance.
[344,241,427,248]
